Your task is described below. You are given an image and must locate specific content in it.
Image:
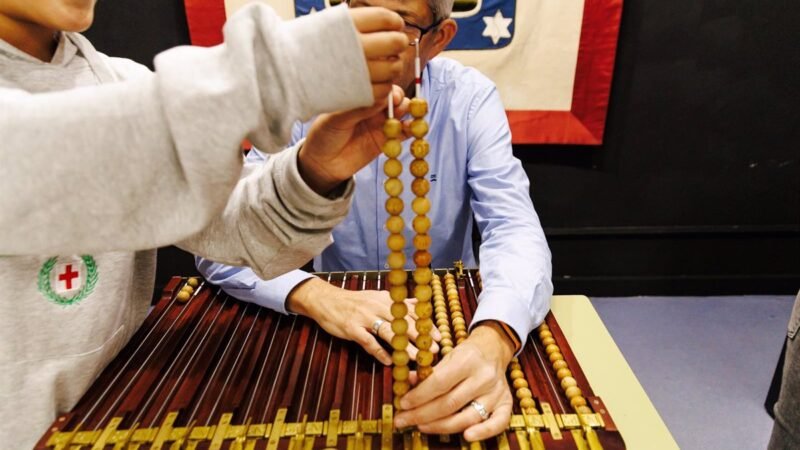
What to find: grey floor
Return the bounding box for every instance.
[591,295,795,450]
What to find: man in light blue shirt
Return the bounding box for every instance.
[197,0,552,441]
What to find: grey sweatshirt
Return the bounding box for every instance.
[0,4,372,448]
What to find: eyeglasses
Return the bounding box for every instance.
[403,18,444,42]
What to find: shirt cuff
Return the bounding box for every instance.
[469,288,534,356]
[251,270,316,314]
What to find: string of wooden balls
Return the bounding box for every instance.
[176,277,199,303]
[537,323,593,415]
[508,357,538,415]
[431,274,454,355]
[443,272,468,344]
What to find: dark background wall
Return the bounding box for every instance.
[84,0,800,296]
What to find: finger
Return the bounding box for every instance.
[375,319,420,360]
[352,327,392,365]
[366,58,403,83]
[417,396,494,435]
[395,377,477,427]
[372,83,394,102]
[463,400,513,442]
[399,349,467,410]
[349,7,404,33]
[359,31,409,59]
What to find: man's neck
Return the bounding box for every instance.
[0,14,58,62]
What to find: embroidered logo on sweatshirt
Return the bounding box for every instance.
[37,255,98,306]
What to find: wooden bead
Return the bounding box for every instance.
[451,311,463,320]
[435,312,448,322]
[548,352,564,363]
[393,350,410,366]
[181,285,194,294]
[560,376,577,390]
[417,366,434,380]
[412,197,431,215]
[516,388,533,400]
[392,319,408,335]
[391,302,408,319]
[414,300,433,319]
[186,277,199,287]
[410,119,428,138]
[575,405,592,414]
[387,251,405,270]
[542,337,556,346]
[509,363,522,372]
[413,234,431,250]
[411,178,430,197]
[388,269,408,286]
[393,365,410,381]
[384,158,402,178]
[552,360,568,371]
[393,381,410,396]
[414,285,432,304]
[382,138,402,158]
[538,324,550,331]
[413,268,432,285]
[417,350,434,366]
[413,250,432,267]
[565,386,582,399]
[392,335,409,351]
[520,398,536,409]
[416,334,433,351]
[409,98,428,117]
[410,139,429,158]
[556,368,572,380]
[539,330,552,340]
[394,397,403,410]
[510,369,525,380]
[446,287,458,296]
[440,338,453,348]
[387,233,405,251]
[411,217,431,237]
[451,317,466,328]
[417,318,434,334]
[568,395,586,410]
[384,178,403,197]
[176,290,190,302]
[410,159,429,177]
[390,285,408,302]
[513,378,529,389]
[441,347,453,356]
[385,197,404,215]
[386,216,405,234]
[545,344,560,355]
[384,118,402,138]
[456,330,468,340]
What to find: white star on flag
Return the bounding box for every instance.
[482,10,513,45]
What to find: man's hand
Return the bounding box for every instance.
[297,85,409,196]
[394,322,516,442]
[287,277,440,365]
[349,7,409,100]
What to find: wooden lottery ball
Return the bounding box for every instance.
[556,368,572,380]
[455,329,468,340]
[548,352,564,363]
[388,269,408,286]
[393,365,410,381]
[510,363,522,372]
[391,302,408,319]
[182,285,194,295]
[412,197,431,215]
[565,386,582,399]
[413,268,432,285]
[413,250,432,267]
[542,337,556,346]
[392,319,408,335]
[417,350,434,366]
[409,98,428,117]
[186,277,199,287]
[412,215,431,234]
[413,234,431,250]
[410,159,429,178]
[545,344,560,355]
[576,405,592,414]
[417,318,434,334]
[446,287,458,297]
[394,397,403,410]
[392,335,409,351]
[385,197,404,216]
[382,139,402,158]
[410,139,429,158]
[570,396,587,409]
[414,286,432,304]
[388,251,405,270]
[440,338,453,348]
[539,330,552,340]
[390,285,408,302]
[439,331,451,340]
[393,381,410,396]
[387,233,405,251]
[516,388,533,400]
[384,158,402,178]
[414,299,433,319]
[384,118,402,138]
[539,324,550,331]
[520,398,536,409]
[435,312,448,322]
[410,119,428,138]
[513,378,529,389]
[560,376,578,390]
[451,317,466,328]
[451,311,464,320]
[411,178,430,197]
[386,216,405,235]
[441,347,452,356]
[417,366,434,380]
[384,178,403,197]
[510,369,524,380]
[552,360,568,371]
[393,350,410,366]
[176,290,190,302]
[416,334,433,351]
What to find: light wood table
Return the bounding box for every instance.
[551,296,679,450]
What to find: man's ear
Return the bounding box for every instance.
[427,18,458,58]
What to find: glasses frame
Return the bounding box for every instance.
[404,18,445,42]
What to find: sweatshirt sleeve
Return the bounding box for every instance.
[0,3,371,256]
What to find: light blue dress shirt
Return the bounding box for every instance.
[197,57,553,340]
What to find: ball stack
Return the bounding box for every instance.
[537,323,592,414]
[508,357,538,415]
[443,273,468,344]
[176,277,199,303]
[431,274,454,356]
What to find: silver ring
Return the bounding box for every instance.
[371,319,385,335]
[470,401,490,421]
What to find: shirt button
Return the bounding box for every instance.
[384,263,389,269]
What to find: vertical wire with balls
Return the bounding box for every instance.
[409,39,435,382]
[383,89,411,411]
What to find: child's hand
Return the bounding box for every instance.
[349,7,409,101]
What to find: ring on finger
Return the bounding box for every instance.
[371,319,386,335]
[470,400,490,421]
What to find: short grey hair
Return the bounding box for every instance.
[429,0,454,23]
